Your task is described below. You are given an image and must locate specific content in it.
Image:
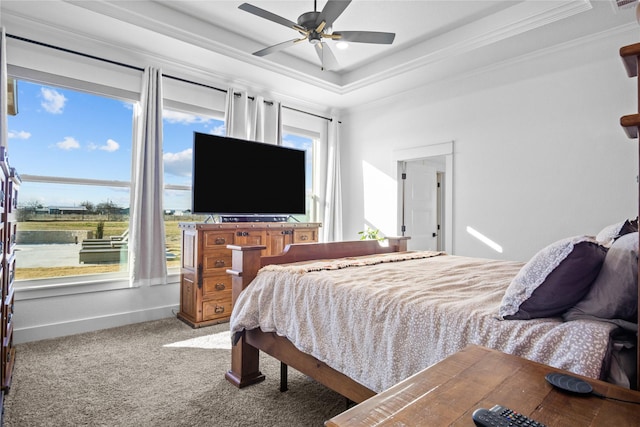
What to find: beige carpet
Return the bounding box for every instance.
[3,318,348,426]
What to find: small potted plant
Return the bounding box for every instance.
[358,227,384,241]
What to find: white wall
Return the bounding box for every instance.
[15,283,180,343]
[341,27,638,262]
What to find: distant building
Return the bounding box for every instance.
[48,206,88,215]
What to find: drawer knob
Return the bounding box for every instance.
[215,283,226,291]
[214,305,225,314]
[214,260,226,268]
[214,237,226,245]
[299,235,308,241]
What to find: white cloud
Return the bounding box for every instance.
[8,130,31,140]
[99,139,120,152]
[40,88,67,114]
[211,124,225,136]
[56,136,80,150]
[282,137,311,150]
[163,110,211,125]
[164,148,192,177]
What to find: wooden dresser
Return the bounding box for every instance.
[177,222,320,328]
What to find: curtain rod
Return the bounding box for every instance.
[7,33,333,122]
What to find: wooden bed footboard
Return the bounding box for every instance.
[224,237,409,402]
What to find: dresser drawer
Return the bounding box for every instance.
[203,231,234,249]
[294,229,317,243]
[202,295,232,321]
[202,273,231,298]
[202,250,232,273]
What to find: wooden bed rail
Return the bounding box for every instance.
[260,237,409,267]
[224,237,409,398]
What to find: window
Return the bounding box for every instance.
[162,107,225,269]
[282,130,316,223]
[9,80,134,284]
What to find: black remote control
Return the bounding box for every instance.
[472,404,547,427]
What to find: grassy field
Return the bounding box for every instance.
[16,216,204,280]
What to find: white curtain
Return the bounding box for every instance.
[224,88,249,138]
[0,28,7,148]
[225,88,281,144]
[129,67,167,287]
[322,118,343,241]
[249,95,282,144]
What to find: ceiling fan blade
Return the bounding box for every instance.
[316,0,352,29]
[315,42,339,71]
[253,38,302,57]
[239,3,305,32]
[333,31,395,44]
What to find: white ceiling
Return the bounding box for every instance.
[158,0,511,72]
[1,0,638,112]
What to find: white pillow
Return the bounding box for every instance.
[596,221,625,247]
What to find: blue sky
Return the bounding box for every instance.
[7,80,312,211]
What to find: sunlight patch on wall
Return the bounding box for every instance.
[466,226,503,253]
[362,161,396,236]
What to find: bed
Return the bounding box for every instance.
[225,224,639,403]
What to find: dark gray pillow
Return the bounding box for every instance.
[499,236,607,320]
[563,232,638,325]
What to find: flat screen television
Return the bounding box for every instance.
[191,132,306,218]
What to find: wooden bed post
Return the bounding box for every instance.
[385,236,409,252]
[225,244,267,388]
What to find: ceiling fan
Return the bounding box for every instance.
[238,0,396,70]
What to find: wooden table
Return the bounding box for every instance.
[325,345,640,426]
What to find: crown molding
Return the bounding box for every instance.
[339,0,593,94]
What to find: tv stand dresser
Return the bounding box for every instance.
[177,222,321,328]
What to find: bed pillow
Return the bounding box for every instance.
[499,235,607,320]
[596,218,637,247]
[563,232,638,325]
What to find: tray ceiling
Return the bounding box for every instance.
[1,1,637,110]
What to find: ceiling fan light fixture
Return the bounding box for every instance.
[309,32,321,45]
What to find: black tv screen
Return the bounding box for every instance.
[191,132,306,216]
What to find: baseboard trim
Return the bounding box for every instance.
[13,305,180,344]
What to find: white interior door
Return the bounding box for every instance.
[404,160,439,250]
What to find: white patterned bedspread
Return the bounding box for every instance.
[230,252,618,393]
